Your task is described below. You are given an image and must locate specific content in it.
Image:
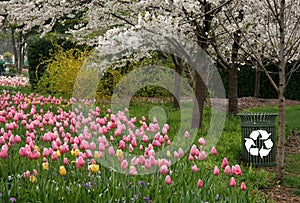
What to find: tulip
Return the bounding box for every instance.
[197,179,203,188]
[60,166,67,176]
[240,182,247,191]
[230,177,236,187]
[192,165,199,173]
[63,158,69,165]
[213,166,220,176]
[224,165,231,175]
[198,137,205,145]
[221,157,229,169]
[211,147,217,155]
[160,165,169,175]
[121,160,128,170]
[29,175,36,183]
[42,162,49,170]
[165,175,172,185]
[90,164,99,173]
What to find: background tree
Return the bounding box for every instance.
[219,0,300,183]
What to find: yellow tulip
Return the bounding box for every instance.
[29,175,36,183]
[42,162,49,170]
[94,151,100,159]
[60,166,67,176]
[56,150,61,157]
[166,151,171,157]
[71,149,79,157]
[116,149,123,158]
[34,145,40,152]
[90,164,99,173]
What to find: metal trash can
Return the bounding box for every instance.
[238,113,278,166]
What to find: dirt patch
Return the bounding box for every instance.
[238,97,300,110]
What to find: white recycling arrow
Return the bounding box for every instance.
[258,130,271,140]
[244,138,256,152]
[249,131,260,140]
[259,147,271,158]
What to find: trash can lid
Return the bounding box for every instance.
[238,113,278,123]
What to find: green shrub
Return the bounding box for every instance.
[37,47,90,98]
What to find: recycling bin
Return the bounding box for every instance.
[238,113,278,166]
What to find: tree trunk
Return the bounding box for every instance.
[254,67,261,98]
[11,28,18,72]
[276,0,286,184]
[191,73,206,129]
[228,30,241,116]
[172,56,183,110]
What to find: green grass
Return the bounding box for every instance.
[284,153,300,195]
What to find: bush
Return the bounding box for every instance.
[37,47,90,98]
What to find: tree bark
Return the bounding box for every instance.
[228,30,241,116]
[254,67,261,98]
[11,28,18,71]
[276,0,286,184]
[172,56,183,110]
[191,73,206,129]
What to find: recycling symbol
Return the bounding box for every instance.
[244,130,273,158]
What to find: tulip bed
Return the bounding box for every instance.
[0,77,270,203]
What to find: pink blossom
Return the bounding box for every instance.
[221,157,229,169]
[165,175,172,185]
[213,166,220,176]
[192,165,199,173]
[197,179,203,188]
[198,137,205,145]
[230,177,236,187]
[211,147,217,155]
[121,160,128,170]
[63,158,69,165]
[234,164,242,176]
[240,182,247,191]
[160,165,169,175]
[184,131,190,138]
[108,146,115,156]
[119,140,126,150]
[224,165,231,175]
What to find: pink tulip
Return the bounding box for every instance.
[121,160,128,170]
[144,159,151,169]
[160,165,169,175]
[211,147,217,155]
[76,157,85,169]
[184,131,190,138]
[174,151,180,159]
[224,165,231,175]
[23,170,30,178]
[108,146,115,156]
[213,166,220,176]
[165,175,172,185]
[119,140,126,150]
[221,157,229,169]
[240,182,247,191]
[19,147,28,157]
[230,177,236,187]
[129,166,137,176]
[234,164,242,176]
[33,169,38,176]
[197,179,203,188]
[192,165,199,173]
[63,158,69,165]
[198,137,205,145]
